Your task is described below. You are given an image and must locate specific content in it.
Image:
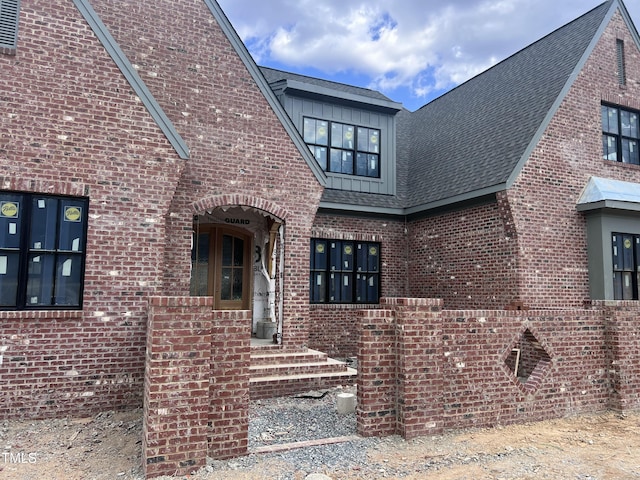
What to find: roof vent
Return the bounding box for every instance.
[616,39,626,86]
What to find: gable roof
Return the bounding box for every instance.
[402,0,615,214]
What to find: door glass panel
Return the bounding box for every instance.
[232,268,243,300]
[222,234,233,266]
[221,234,245,302]
[233,236,244,266]
[221,267,232,300]
[190,232,210,296]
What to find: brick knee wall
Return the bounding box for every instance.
[358,298,640,440]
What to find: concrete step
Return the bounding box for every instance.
[249,347,357,399]
[250,348,328,367]
[250,367,357,400]
[250,358,347,378]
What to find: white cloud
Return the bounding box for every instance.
[218,0,640,108]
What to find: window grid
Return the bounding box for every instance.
[602,104,640,165]
[0,192,88,310]
[310,239,380,304]
[303,117,380,178]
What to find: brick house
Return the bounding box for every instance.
[1,0,639,436]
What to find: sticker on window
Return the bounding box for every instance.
[0,201,19,218]
[64,206,82,222]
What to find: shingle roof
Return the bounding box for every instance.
[260,66,394,103]
[402,1,612,211]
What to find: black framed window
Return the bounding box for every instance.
[310,239,380,304]
[602,104,639,165]
[612,233,640,300]
[303,117,380,178]
[0,192,89,309]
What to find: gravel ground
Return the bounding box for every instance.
[4,385,640,479]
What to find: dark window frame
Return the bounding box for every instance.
[602,103,640,165]
[611,232,640,300]
[0,192,89,310]
[310,238,381,304]
[303,117,381,178]
[0,0,20,55]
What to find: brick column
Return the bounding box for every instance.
[209,310,250,459]
[144,296,213,479]
[391,297,444,439]
[356,306,397,437]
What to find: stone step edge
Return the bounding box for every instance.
[249,367,357,383]
[249,358,346,371]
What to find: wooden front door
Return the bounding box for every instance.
[191,226,252,310]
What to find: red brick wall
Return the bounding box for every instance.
[407,199,519,309]
[505,10,640,308]
[358,298,640,439]
[87,0,325,351]
[0,0,183,420]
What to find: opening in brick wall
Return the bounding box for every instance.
[504,328,551,393]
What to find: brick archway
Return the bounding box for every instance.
[191,194,289,222]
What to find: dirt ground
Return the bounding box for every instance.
[1,408,639,480]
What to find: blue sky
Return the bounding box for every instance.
[217,0,640,112]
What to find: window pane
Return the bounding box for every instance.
[329,272,339,301]
[312,240,327,269]
[316,120,328,145]
[340,273,352,302]
[602,106,618,134]
[310,146,327,170]
[356,153,368,176]
[26,254,56,306]
[342,242,354,271]
[341,151,354,174]
[54,255,82,306]
[329,149,342,172]
[603,135,617,161]
[331,123,343,148]
[368,244,379,272]
[311,272,326,302]
[368,154,379,177]
[58,200,86,251]
[621,111,639,138]
[0,253,19,306]
[30,197,58,250]
[0,194,23,249]
[303,118,316,144]
[622,139,639,165]
[342,125,355,149]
